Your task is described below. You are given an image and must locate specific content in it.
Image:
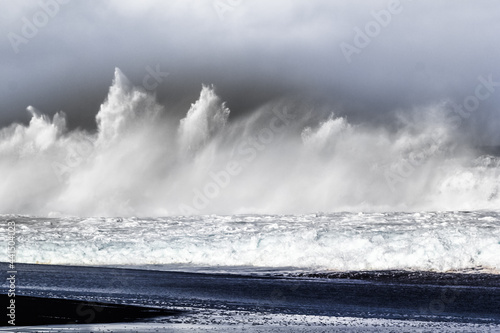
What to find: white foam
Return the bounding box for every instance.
[4,212,500,272]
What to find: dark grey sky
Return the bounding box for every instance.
[1,0,499,144]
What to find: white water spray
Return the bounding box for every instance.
[0,68,499,216]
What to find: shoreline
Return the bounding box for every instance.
[1,263,500,331]
[4,261,500,285]
[4,263,500,316]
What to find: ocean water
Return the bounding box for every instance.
[2,212,499,273]
[2,69,500,331]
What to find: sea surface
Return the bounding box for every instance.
[1,212,500,331]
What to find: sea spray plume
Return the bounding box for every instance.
[52,68,174,216]
[0,68,500,215]
[301,114,351,153]
[384,105,458,198]
[178,85,230,153]
[0,106,69,213]
[96,68,163,145]
[37,73,233,216]
[21,105,67,153]
[168,85,233,214]
[289,114,398,212]
[430,154,500,210]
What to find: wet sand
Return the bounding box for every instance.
[1,263,500,332]
[1,294,183,326]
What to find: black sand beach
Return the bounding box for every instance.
[1,294,183,326]
[2,263,500,331]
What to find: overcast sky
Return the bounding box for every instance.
[1,0,499,144]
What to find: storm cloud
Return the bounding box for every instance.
[1,0,499,144]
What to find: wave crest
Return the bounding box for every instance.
[0,69,499,216]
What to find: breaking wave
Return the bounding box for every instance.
[3,212,500,272]
[0,68,499,216]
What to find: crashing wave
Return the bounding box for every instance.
[0,68,498,216]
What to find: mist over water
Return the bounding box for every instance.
[1,68,499,217]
